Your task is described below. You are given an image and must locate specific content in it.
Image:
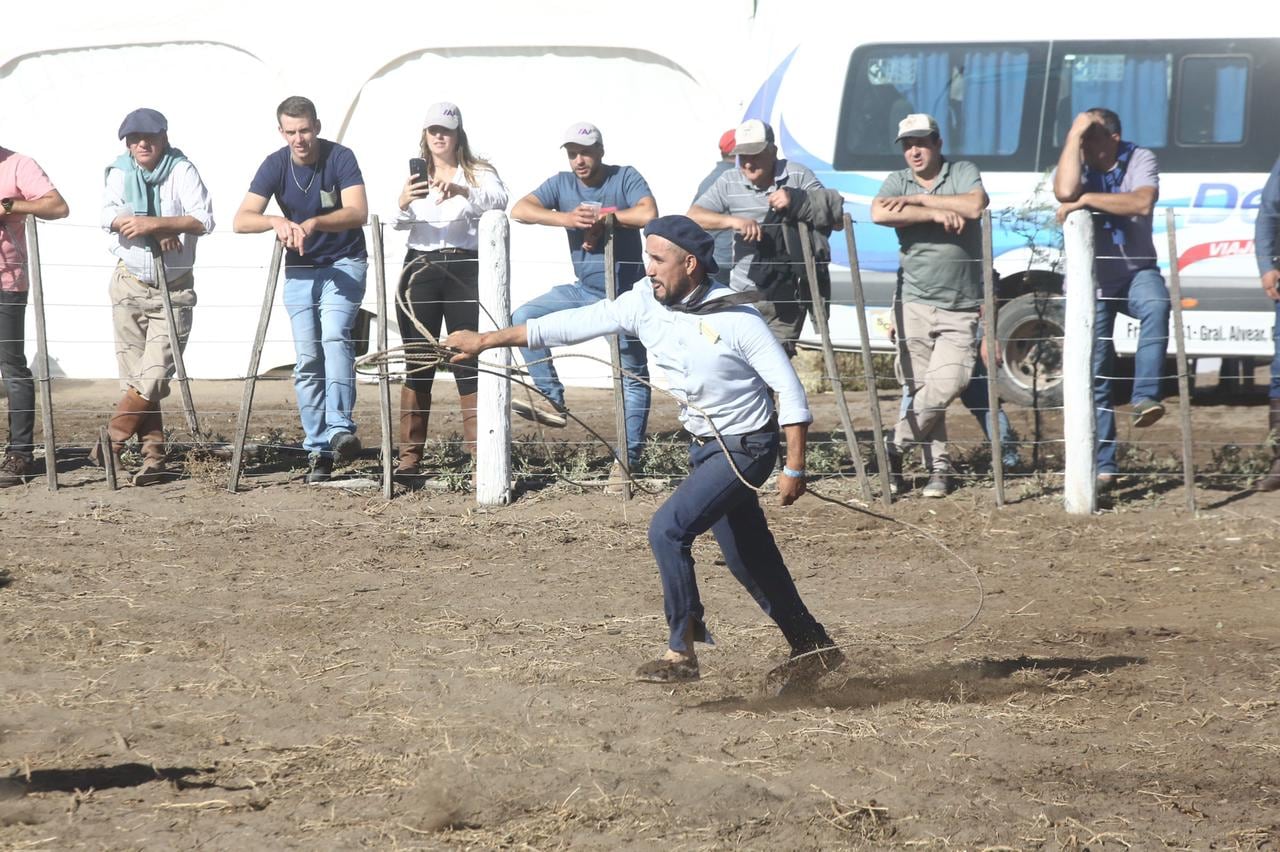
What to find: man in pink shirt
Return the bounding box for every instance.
[0,147,69,487]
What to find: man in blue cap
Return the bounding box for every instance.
[445,214,842,692]
[95,107,214,485]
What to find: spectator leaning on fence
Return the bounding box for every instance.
[392,101,508,484]
[1054,108,1170,490]
[234,96,369,485]
[0,145,68,488]
[689,129,738,286]
[688,119,830,355]
[1253,153,1280,491]
[443,215,843,693]
[94,108,214,487]
[871,113,988,499]
[508,122,657,475]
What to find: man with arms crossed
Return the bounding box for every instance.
[872,113,988,498]
[445,215,842,693]
[234,96,369,484]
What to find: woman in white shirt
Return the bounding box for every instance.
[393,102,508,481]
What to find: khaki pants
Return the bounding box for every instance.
[110,262,196,401]
[892,300,978,470]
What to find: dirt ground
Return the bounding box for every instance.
[1,377,1278,850]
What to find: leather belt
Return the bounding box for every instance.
[691,416,778,446]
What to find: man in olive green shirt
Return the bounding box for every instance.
[871,113,989,498]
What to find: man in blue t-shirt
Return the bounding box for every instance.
[510,122,658,468]
[233,96,369,484]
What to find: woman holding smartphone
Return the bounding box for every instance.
[394,102,508,482]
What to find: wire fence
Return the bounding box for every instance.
[1,207,1275,499]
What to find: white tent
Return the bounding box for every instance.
[1,1,763,383]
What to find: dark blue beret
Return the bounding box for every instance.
[118,108,168,140]
[644,214,719,275]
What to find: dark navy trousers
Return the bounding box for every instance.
[647,429,832,654]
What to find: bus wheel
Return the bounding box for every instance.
[995,291,1065,409]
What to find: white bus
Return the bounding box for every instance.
[748,12,1279,405]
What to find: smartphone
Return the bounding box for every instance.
[409,158,429,183]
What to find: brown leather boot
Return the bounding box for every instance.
[1258,399,1280,491]
[459,393,478,457]
[89,388,150,473]
[395,385,431,479]
[133,405,170,486]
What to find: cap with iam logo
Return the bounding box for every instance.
[423,102,462,130]
[561,122,603,147]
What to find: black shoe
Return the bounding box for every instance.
[0,453,32,488]
[330,431,361,463]
[764,645,846,697]
[306,452,334,484]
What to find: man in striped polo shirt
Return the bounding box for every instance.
[689,119,826,352]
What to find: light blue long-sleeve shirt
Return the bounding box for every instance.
[526,282,813,438]
[1256,156,1280,276]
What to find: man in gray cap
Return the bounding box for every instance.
[871,113,988,498]
[94,107,214,485]
[444,214,842,694]
[509,121,657,474]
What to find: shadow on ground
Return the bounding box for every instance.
[699,654,1145,713]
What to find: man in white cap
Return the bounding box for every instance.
[688,118,827,351]
[94,107,214,485]
[871,113,989,498]
[509,121,657,474]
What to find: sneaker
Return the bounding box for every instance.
[921,468,950,498]
[511,392,568,428]
[1132,398,1165,428]
[330,431,361,463]
[0,454,32,488]
[306,452,334,484]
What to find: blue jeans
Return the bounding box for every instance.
[647,431,832,654]
[283,258,368,454]
[1094,267,1170,474]
[959,351,1018,465]
[1271,301,1280,399]
[512,282,650,464]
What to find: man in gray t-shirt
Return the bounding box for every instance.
[871,113,989,498]
[1054,108,1170,486]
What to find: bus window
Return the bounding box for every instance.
[1050,52,1172,150]
[1177,56,1249,145]
[835,43,1041,172]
